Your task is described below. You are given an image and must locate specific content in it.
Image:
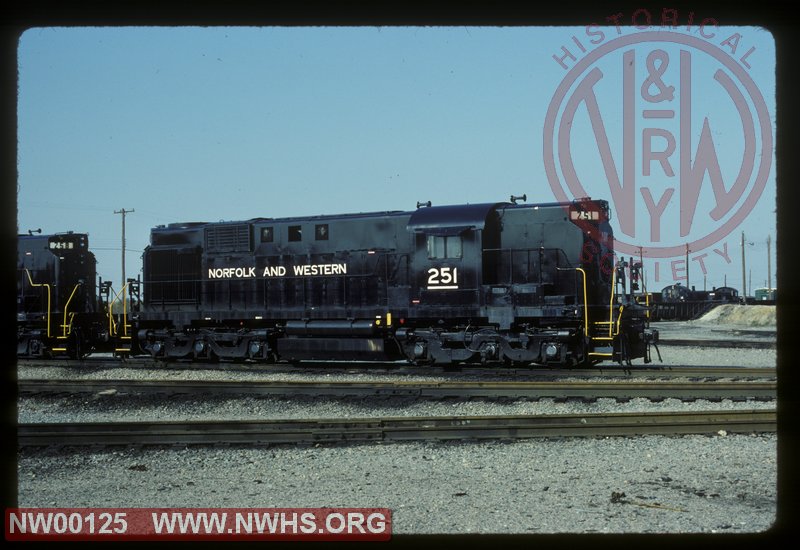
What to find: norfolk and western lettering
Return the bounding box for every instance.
[207,263,347,279]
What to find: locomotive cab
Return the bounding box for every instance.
[407,202,502,312]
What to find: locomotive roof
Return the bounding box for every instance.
[18,231,87,238]
[406,199,601,234]
[407,202,509,234]
[153,198,608,232]
[154,210,409,230]
[244,210,409,224]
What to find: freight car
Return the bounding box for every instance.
[135,198,658,367]
[16,231,136,358]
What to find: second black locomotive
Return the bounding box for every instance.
[17,231,135,358]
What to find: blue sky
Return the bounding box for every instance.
[16,25,776,295]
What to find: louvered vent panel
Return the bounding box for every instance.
[205,224,252,253]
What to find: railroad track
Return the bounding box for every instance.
[16,410,776,447]
[18,378,777,401]
[658,339,775,349]
[17,359,776,380]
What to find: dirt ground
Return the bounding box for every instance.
[696,305,776,327]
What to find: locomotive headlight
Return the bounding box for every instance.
[545,343,559,358]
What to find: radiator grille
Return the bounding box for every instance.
[144,249,201,304]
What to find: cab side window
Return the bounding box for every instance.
[427,235,462,259]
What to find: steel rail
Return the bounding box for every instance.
[18,378,777,401]
[16,359,776,380]
[658,338,775,349]
[16,410,776,447]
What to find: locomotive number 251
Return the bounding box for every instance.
[427,267,459,289]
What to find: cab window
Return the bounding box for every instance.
[427,235,462,259]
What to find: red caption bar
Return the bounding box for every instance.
[5,508,392,541]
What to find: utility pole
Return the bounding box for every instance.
[767,234,772,291]
[114,208,135,290]
[685,243,690,291]
[741,231,746,303]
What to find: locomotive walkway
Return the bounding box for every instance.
[17,409,776,447]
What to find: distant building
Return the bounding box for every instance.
[754,288,776,301]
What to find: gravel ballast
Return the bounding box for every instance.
[14,322,780,534]
[18,434,776,534]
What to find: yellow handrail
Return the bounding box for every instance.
[575,268,589,339]
[107,282,131,337]
[25,269,52,338]
[58,283,82,338]
[608,265,617,337]
[614,305,624,336]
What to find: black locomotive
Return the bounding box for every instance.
[18,197,659,367]
[135,197,657,366]
[16,231,135,358]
